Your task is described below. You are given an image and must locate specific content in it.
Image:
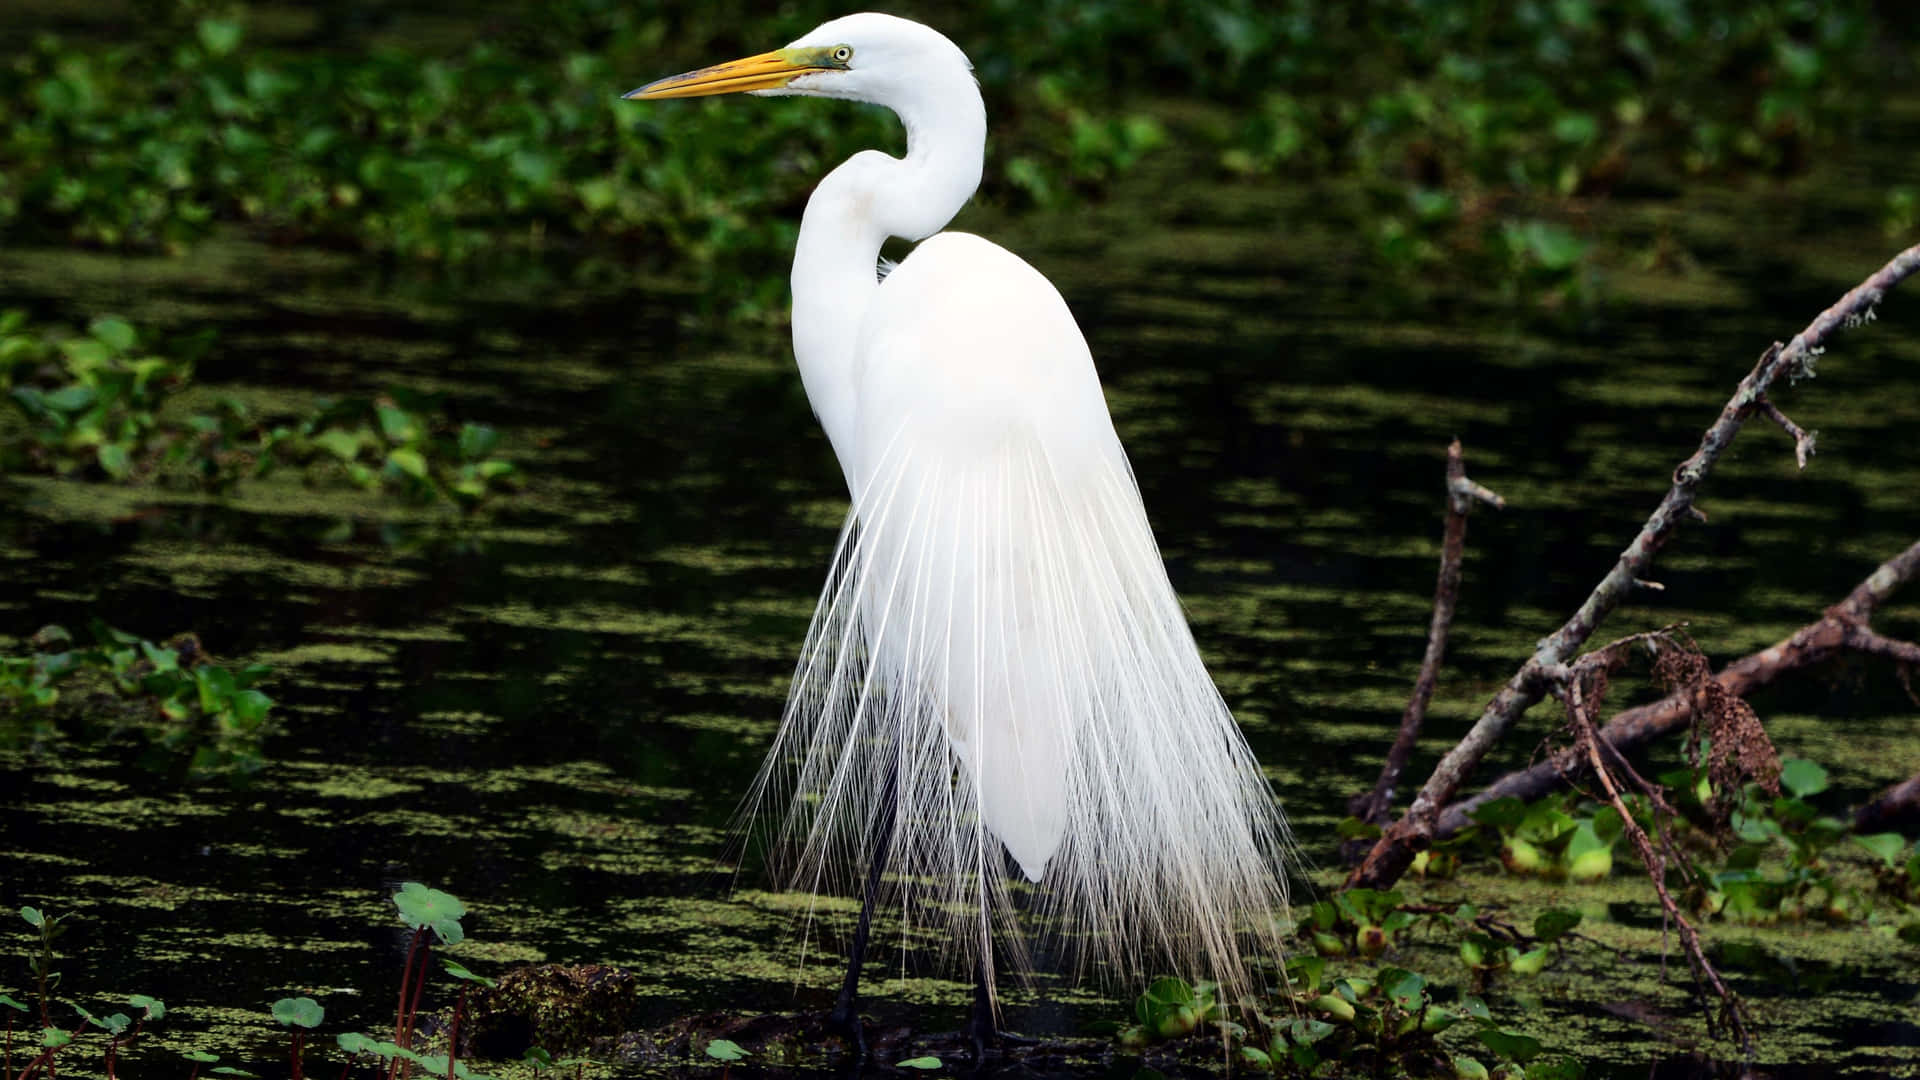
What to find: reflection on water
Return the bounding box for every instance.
[1,153,1917,1076]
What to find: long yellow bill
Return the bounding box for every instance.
[623,49,828,100]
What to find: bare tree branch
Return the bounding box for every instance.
[1560,647,1752,1056]
[1347,242,1920,890]
[1855,773,1920,834]
[1350,439,1502,828]
[1434,537,1920,836]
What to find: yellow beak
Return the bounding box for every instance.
[623,49,829,100]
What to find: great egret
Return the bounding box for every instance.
[626,12,1292,1053]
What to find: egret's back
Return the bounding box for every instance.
[755,232,1292,995]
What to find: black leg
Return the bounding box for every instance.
[964,950,997,1065]
[828,758,899,1059]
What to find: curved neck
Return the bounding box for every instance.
[790,74,985,489]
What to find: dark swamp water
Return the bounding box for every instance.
[3,93,1920,1080]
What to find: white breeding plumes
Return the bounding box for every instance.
[628,12,1293,1007]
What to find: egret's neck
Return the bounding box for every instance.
[790,76,985,490]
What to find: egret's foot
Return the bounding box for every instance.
[827,999,870,1060]
[962,989,1036,1064]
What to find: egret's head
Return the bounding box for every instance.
[622,12,974,105]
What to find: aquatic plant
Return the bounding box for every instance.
[1110,963,1584,1078]
[2,907,166,1080]
[0,0,1894,297]
[0,310,518,511]
[0,310,211,479]
[0,624,275,776]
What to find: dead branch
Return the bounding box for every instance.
[1347,242,1920,890]
[1559,644,1753,1057]
[1350,439,1503,829]
[1434,537,1920,837]
[1854,772,1920,834]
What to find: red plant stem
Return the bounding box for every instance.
[394,928,424,1049]
[188,1065,200,1080]
[291,1031,305,1080]
[405,940,432,1044]
[335,1059,350,1080]
[446,989,467,1080]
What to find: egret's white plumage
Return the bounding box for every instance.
[629,12,1292,1004]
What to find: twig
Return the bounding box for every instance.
[1754,397,1816,469]
[1347,242,1920,890]
[1559,648,1752,1057]
[1433,538,1920,836]
[1350,439,1503,828]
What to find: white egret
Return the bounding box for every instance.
[626,12,1292,1055]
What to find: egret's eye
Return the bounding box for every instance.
[831,45,853,65]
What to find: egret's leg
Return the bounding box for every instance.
[827,757,899,1057]
[964,950,997,1062]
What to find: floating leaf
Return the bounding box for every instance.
[705,1038,747,1062]
[1532,908,1582,943]
[1779,759,1828,799]
[1477,1028,1543,1062]
[1851,832,1905,868]
[184,1051,220,1063]
[897,1057,942,1070]
[337,1033,380,1055]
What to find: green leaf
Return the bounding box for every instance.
[376,406,419,444]
[42,1028,71,1049]
[1143,977,1195,1006]
[386,447,430,481]
[1779,759,1828,798]
[197,18,243,57]
[1469,797,1527,829]
[229,689,273,726]
[705,1038,747,1062]
[271,997,324,1028]
[1851,832,1905,868]
[211,1068,259,1078]
[393,882,466,944]
[457,423,500,461]
[1517,803,1577,843]
[442,960,497,987]
[184,1051,220,1063]
[1284,953,1325,994]
[1458,996,1493,1022]
[1477,1028,1544,1062]
[97,442,132,479]
[897,1057,942,1070]
[1287,1017,1334,1045]
[97,1012,133,1035]
[337,1033,380,1055]
[21,906,45,927]
[0,995,28,1012]
[1379,968,1426,1010]
[1532,908,1582,943]
[1334,815,1382,840]
[1523,1057,1586,1080]
[313,428,364,462]
[42,385,96,413]
[88,318,137,354]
